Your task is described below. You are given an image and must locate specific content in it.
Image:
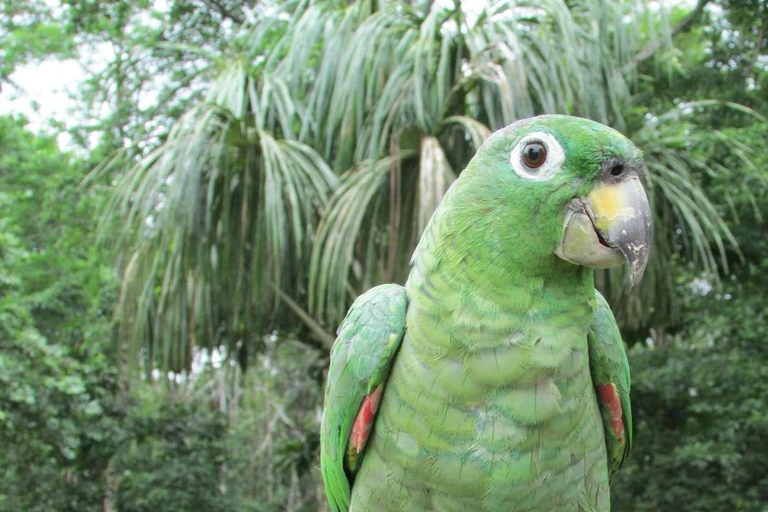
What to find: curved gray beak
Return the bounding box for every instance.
[584,176,652,288]
[555,172,652,289]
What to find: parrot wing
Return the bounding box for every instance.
[588,290,633,480]
[320,284,408,512]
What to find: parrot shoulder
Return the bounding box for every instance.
[320,284,408,512]
[588,289,633,480]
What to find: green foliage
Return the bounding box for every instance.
[112,337,325,512]
[0,314,120,510]
[0,1,74,79]
[0,192,115,510]
[609,4,768,506]
[612,279,768,511]
[103,93,337,370]
[116,401,235,512]
[0,117,326,509]
[221,338,326,510]
[0,116,116,347]
[98,0,751,368]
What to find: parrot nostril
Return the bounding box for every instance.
[610,164,625,177]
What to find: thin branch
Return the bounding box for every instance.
[200,0,245,25]
[270,284,336,350]
[140,65,207,122]
[626,0,710,72]
[0,76,22,95]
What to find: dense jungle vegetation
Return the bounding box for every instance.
[1,0,767,510]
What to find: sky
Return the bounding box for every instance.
[0,58,84,145]
[0,0,85,143]
[0,0,163,148]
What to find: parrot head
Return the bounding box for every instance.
[457,115,652,287]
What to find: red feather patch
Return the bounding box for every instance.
[349,386,383,454]
[597,383,624,442]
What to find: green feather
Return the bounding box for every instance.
[320,284,408,512]
[588,290,633,478]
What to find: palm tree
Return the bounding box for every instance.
[105,0,748,370]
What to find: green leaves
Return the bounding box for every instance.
[104,0,760,359]
[598,101,763,334]
[612,278,768,511]
[0,1,75,78]
[104,66,337,369]
[309,154,413,323]
[0,202,118,510]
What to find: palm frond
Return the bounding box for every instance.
[105,0,756,363]
[105,68,336,369]
[418,136,456,234]
[600,102,760,334]
[308,153,415,324]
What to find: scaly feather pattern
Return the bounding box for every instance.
[320,284,408,511]
[588,291,633,478]
[347,180,610,511]
[321,116,646,511]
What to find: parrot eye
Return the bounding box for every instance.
[522,142,547,169]
[510,131,565,181]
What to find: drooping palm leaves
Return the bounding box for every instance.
[106,0,754,368]
[106,60,337,370]
[604,101,764,335]
[304,0,639,324]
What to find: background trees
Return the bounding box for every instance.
[1,0,767,510]
[104,0,752,368]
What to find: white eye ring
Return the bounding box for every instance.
[510,131,565,181]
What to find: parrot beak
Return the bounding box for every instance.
[555,165,652,289]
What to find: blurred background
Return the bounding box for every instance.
[1,0,766,510]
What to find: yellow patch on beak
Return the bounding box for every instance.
[586,184,638,230]
[584,176,653,288]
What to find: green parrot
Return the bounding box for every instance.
[320,115,651,511]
